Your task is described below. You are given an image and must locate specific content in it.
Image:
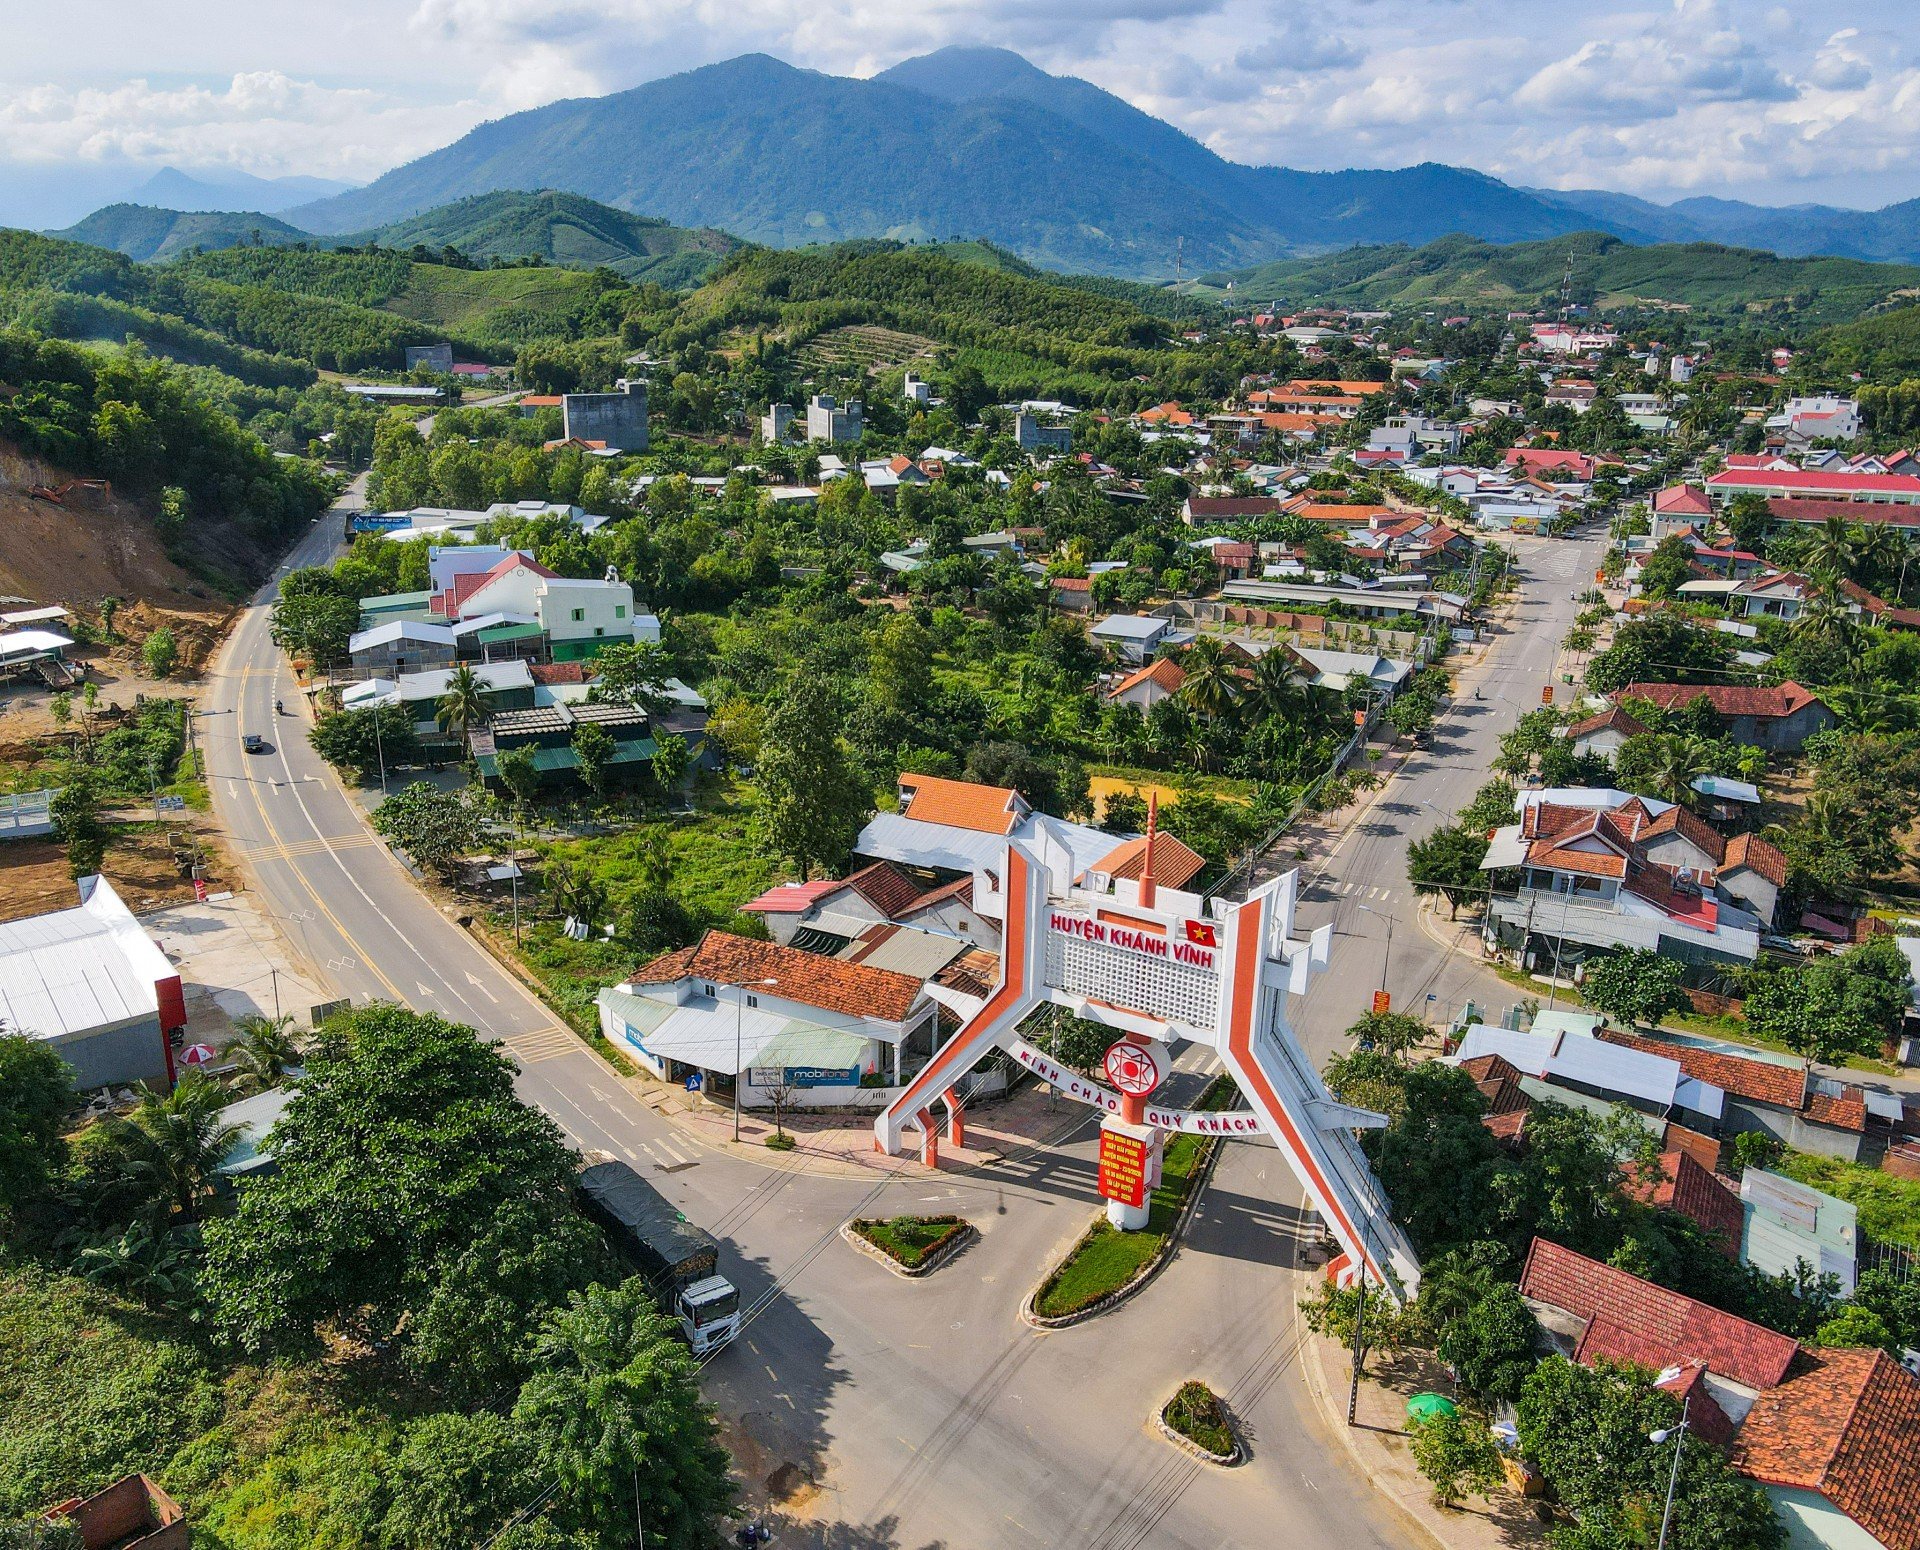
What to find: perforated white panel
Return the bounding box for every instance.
[1044,933,1222,1033]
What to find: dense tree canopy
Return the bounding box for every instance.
[201,1004,607,1400]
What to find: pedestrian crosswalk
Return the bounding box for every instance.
[1308,878,1405,907]
[501,1025,580,1064]
[637,1136,696,1170]
[247,833,377,861]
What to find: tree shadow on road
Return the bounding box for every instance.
[774,1514,947,1550]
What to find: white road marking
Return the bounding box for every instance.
[465,970,500,1003]
[416,981,436,998]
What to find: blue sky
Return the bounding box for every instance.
[2,0,1914,218]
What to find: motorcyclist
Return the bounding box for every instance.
[275,698,285,715]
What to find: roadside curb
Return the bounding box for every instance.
[839,1220,977,1279]
[1288,1281,1446,1550]
[1154,1390,1243,1467]
[1019,1130,1225,1330]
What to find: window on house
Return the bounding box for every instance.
[614,604,626,619]
[701,983,714,997]
[570,607,586,623]
[594,626,604,636]
[747,994,758,1008]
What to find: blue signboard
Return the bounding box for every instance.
[784,1065,863,1089]
[348,513,411,534]
[684,1072,703,1092]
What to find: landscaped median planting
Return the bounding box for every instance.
[1026,1076,1237,1324]
[844,1214,976,1276]
[1158,1381,1240,1464]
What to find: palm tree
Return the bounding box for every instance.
[1644,733,1709,807]
[117,1071,243,1222]
[1246,647,1306,724]
[1790,588,1861,655]
[1804,516,1858,584]
[227,1013,301,1094]
[435,663,489,745]
[1177,637,1241,723]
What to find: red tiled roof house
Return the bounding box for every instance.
[1613,680,1835,753]
[597,929,939,1092]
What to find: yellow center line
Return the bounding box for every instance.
[226,623,411,1006]
[219,607,584,1070]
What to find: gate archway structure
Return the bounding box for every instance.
[872,824,1420,1299]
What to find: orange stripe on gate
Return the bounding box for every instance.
[1223,898,1379,1282]
[889,851,1032,1119]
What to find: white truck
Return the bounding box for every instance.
[577,1159,741,1356]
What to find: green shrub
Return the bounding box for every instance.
[1161,1381,1234,1457]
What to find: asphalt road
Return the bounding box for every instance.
[1283,530,1610,1065]
[204,487,1595,1548]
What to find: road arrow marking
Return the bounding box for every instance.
[416,981,436,998]
[465,971,499,1003]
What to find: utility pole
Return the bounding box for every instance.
[1347,1259,1367,1426]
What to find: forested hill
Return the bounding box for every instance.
[352,191,740,287]
[0,229,647,375]
[1197,231,1920,326]
[51,205,311,264]
[50,191,741,289]
[1809,304,1920,378]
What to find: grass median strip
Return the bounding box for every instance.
[1032,1076,1237,1320]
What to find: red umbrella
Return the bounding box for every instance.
[180,1043,218,1067]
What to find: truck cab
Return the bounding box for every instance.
[678,1275,742,1355]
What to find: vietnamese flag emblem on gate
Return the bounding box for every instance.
[1183,920,1218,947]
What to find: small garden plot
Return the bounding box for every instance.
[849,1215,970,1271]
[1160,1381,1236,1460]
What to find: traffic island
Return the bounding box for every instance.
[841,1215,977,1279]
[1156,1381,1242,1466]
[1022,1124,1223,1327]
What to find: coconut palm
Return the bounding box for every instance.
[115,1071,243,1223]
[1177,637,1241,723]
[435,662,489,745]
[1804,516,1858,584]
[1246,647,1307,724]
[1643,733,1710,808]
[1790,589,1861,655]
[226,1013,301,1094]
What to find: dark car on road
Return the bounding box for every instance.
[242,734,268,754]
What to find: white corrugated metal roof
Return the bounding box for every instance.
[855,810,1116,880]
[395,660,534,700]
[348,620,456,653]
[0,878,166,1037]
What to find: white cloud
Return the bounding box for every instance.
[0,72,485,182]
[1233,25,1363,74]
[3,0,1920,211]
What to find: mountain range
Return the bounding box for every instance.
[24,48,1920,281]
[1198,231,1920,327]
[259,47,1920,277]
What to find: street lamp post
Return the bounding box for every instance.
[1355,902,1394,1002]
[732,977,778,1142]
[1650,1398,1691,1550]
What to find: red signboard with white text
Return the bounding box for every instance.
[1098,1128,1149,1208]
